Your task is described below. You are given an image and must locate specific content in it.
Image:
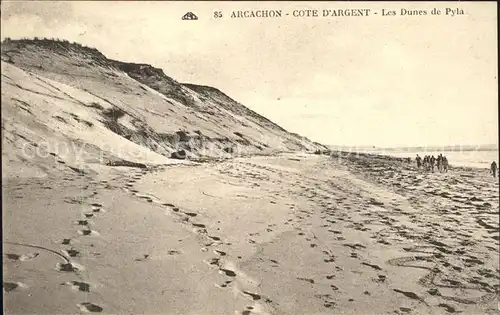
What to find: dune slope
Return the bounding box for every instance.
[1,38,324,179]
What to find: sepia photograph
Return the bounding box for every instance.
[1,1,498,314]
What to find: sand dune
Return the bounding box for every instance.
[2,39,499,314]
[1,38,324,175]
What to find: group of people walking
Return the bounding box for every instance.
[414,154,498,178]
[415,154,449,172]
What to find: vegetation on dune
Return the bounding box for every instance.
[1,37,326,159]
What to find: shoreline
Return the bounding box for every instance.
[316,149,499,171]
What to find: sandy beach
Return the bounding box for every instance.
[3,152,499,314]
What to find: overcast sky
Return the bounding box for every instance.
[1,1,497,147]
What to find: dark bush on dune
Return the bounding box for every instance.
[106,160,147,169]
[102,107,126,120]
[175,130,190,142]
[86,102,104,110]
[170,149,187,160]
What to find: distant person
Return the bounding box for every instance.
[436,154,442,172]
[416,154,422,169]
[491,161,498,178]
[442,156,449,172]
[430,155,436,172]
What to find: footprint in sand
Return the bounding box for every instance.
[242,290,263,301]
[92,206,104,213]
[324,257,335,263]
[375,275,386,283]
[4,252,39,261]
[215,280,232,288]
[77,302,103,313]
[297,277,315,284]
[219,268,236,277]
[361,262,383,271]
[438,303,460,313]
[328,230,342,234]
[3,281,25,292]
[323,301,336,308]
[136,195,153,203]
[393,289,426,303]
[61,238,72,245]
[62,248,80,258]
[135,254,150,261]
[206,257,220,266]
[63,281,90,292]
[56,262,83,273]
[398,307,412,313]
[78,229,99,236]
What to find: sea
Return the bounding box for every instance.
[329,146,499,169]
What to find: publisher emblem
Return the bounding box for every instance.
[182,12,198,20]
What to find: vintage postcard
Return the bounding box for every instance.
[1,1,498,314]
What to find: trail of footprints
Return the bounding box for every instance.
[117,167,274,314]
[51,172,121,312]
[220,159,497,312]
[285,172,437,312]
[4,168,162,311]
[3,251,38,294]
[307,157,500,312]
[229,173,382,311]
[57,199,104,312]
